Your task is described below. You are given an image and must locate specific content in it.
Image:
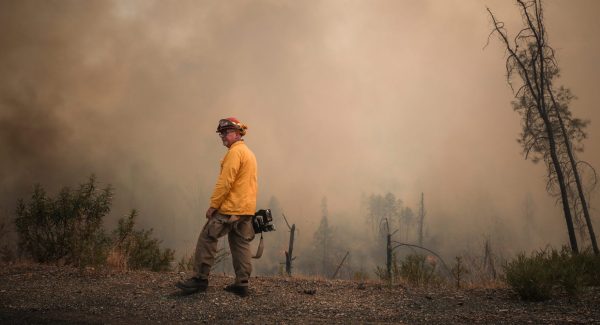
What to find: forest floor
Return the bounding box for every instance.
[1,264,599,324]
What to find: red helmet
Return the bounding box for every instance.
[216,117,247,136]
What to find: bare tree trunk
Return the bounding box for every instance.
[331,251,349,279]
[282,213,296,276]
[418,193,425,246]
[541,113,579,253]
[483,239,497,279]
[548,87,599,254]
[384,218,392,281]
[285,224,296,276]
[386,232,393,281]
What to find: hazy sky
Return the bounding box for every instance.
[1,0,599,256]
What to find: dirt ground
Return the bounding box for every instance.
[1,264,599,324]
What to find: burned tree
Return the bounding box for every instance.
[331,251,349,279]
[282,213,296,276]
[313,197,335,276]
[488,0,598,253]
[382,218,397,281]
[549,88,598,253]
[417,193,426,246]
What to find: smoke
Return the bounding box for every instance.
[1,0,599,270]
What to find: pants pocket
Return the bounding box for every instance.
[234,218,255,241]
[205,218,227,240]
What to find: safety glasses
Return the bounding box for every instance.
[218,129,236,138]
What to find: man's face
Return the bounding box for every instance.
[219,128,240,147]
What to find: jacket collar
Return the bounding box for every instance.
[229,140,244,150]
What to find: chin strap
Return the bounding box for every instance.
[252,232,264,259]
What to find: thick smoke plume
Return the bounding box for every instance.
[1,0,599,272]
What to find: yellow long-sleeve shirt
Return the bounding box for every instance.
[209,140,258,215]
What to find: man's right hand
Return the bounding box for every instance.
[206,207,217,219]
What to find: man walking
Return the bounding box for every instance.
[177,117,257,297]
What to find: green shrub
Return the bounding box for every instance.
[14,176,175,271]
[504,252,554,301]
[112,210,174,271]
[400,254,440,286]
[15,176,112,266]
[0,220,16,263]
[547,247,585,296]
[572,248,600,286]
[504,247,600,301]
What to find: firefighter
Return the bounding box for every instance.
[176,117,257,297]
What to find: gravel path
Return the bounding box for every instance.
[1,264,599,324]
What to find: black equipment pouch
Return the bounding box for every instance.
[251,209,275,259]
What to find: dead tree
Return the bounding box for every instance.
[487,0,585,252]
[381,217,455,283]
[282,213,296,276]
[547,88,599,254]
[452,256,467,289]
[331,251,349,279]
[313,197,334,275]
[417,193,426,246]
[482,238,497,279]
[381,218,398,282]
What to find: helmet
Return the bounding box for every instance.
[216,117,247,136]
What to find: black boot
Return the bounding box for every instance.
[176,277,208,295]
[224,283,249,297]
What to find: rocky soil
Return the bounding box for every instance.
[1,264,599,324]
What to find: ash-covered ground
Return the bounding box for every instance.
[1,264,599,324]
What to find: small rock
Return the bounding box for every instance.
[303,289,317,295]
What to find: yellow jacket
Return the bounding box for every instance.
[210,140,258,215]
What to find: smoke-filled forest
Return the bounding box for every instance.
[1,0,600,323]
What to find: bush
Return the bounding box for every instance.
[547,248,585,296]
[14,176,175,271]
[400,254,440,286]
[111,210,174,271]
[504,247,600,301]
[0,220,16,263]
[572,248,600,287]
[15,176,112,266]
[375,253,440,286]
[504,252,554,301]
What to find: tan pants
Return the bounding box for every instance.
[194,212,255,286]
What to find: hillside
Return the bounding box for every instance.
[1,264,599,324]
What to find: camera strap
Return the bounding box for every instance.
[252,232,264,259]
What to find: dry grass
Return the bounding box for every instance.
[106,248,128,271]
